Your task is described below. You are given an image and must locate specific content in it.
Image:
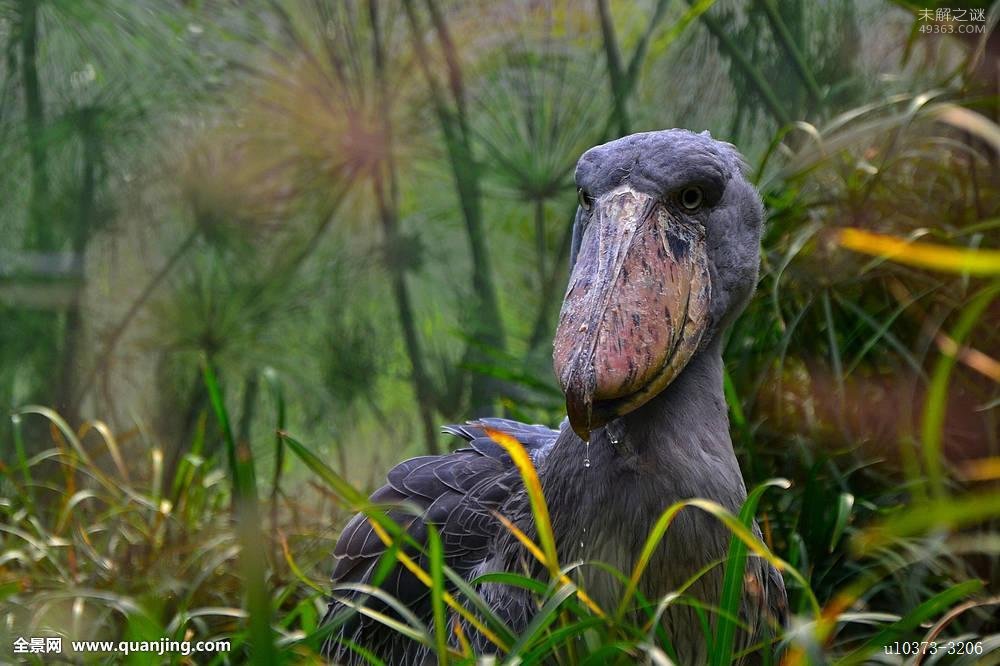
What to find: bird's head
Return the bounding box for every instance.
[553,130,763,441]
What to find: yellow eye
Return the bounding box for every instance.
[680,186,703,210]
[577,188,592,211]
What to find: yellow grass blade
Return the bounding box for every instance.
[281,432,509,653]
[781,587,859,666]
[960,457,1000,481]
[482,427,560,580]
[452,617,472,658]
[366,518,510,653]
[934,333,1000,382]
[279,533,327,595]
[78,420,131,482]
[493,512,607,618]
[932,104,1000,153]
[837,228,1000,276]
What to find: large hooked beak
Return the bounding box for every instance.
[553,185,712,441]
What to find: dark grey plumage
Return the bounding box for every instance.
[323,130,786,665]
[322,418,556,664]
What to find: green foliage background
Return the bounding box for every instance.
[0,0,998,663]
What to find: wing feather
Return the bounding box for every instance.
[323,418,558,662]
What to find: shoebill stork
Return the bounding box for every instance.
[323,129,787,664]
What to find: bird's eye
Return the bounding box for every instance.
[679,186,703,211]
[577,188,592,211]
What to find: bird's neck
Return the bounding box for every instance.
[542,341,747,518]
[527,344,747,662]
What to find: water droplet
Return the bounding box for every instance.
[583,440,591,468]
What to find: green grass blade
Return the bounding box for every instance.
[283,432,512,652]
[330,592,431,647]
[620,496,817,620]
[710,478,790,666]
[263,367,286,503]
[442,568,517,647]
[722,367,746,430]
[921,281,999,497]
[505,583,578,658]
[172,411,206,505]
[578,642,633,665]
[428,526,449,665]
[202,358,257,501]
[280,432,369,508]
[472,572,550,596]
[520,617,605,664]
[339,640,387,666]
[202,358,275,664]
[829,493,854,553]
[331,583,429,639]
[821,290,846,424]
[10,413,35,509]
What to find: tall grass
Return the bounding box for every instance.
[1,0,998,664]
[3,352,998,663]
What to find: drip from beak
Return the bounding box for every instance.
[553,185,712,441]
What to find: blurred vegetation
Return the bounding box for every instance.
[1,0,998,663]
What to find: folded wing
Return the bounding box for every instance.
[322,418,559,663]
